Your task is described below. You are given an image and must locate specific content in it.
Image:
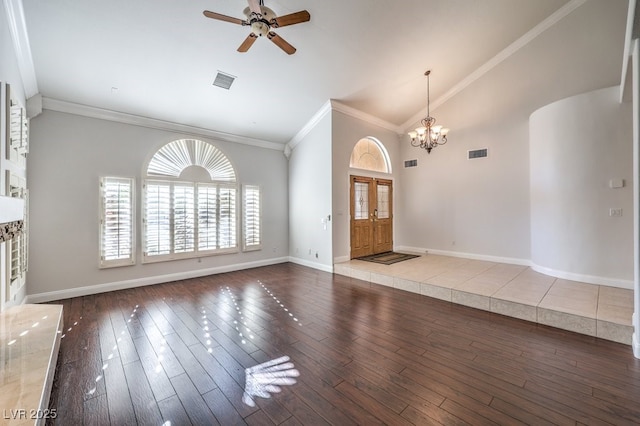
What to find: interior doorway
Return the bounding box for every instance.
[350,175,393,258]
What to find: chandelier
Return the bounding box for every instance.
[408,70,449,153]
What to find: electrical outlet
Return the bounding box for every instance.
[609,208,623,217]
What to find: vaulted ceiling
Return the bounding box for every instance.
[18,0,626,145]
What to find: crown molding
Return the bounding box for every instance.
[329,100,404,135]
[620,0,637,102]
[41,97,285,151]
[3,0,38,98]
[286,99,404,153]
[286,100,332,151]
[401,0,588,131]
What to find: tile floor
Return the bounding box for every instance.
[334,253,634,345]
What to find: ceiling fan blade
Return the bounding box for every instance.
[272,10,310,28]
[268,31,296,55]
[247,0,261,15]
[203,10,245,25]
[238,33,258,52]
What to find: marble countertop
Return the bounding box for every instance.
[0,304,63,425]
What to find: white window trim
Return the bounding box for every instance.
[99,177,136,268]
[242,184,262,252]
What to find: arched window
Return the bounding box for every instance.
[349,137,391,173]
[142,139,253,263]
[147,139,236,181]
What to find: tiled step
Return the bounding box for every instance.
[0,304,63,425]
[335,256,633,345]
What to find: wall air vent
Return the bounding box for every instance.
[468,148,488,159]
[213,71,236,90]
[404,159,418,168]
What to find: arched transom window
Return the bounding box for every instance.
[147,138,236,181]
[349,137,391,173]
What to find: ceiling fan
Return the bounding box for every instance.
[203,0,310,55]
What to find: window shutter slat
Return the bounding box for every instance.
[243,185,261,250]
[145,182,171,256]
[198,184,218,251]
[173,183,195,253]
[219,186,237,249]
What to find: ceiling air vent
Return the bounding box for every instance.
[404,159,418,168]
[468,148,488,159]
[213,72,236,90]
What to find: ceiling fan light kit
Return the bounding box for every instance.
[203,0,310,55]
[409,70,450,154]
[244,6,274,37]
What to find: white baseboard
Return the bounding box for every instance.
[25,257,289,304]
[395,246,530,266]
[395,245,632,289]
[633,333,640,359]
[288,256,334,273]
[530,263,633,290]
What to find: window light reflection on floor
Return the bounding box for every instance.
[86,305,139,396]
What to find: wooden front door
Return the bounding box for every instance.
[350,176,393,258]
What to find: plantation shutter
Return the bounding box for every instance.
[218,186,237,249]
[142,140,244,262]
[197,184,218,251]
[100,177,135,267]
[243,185,261,250]
[144,181,171,256]
[173,183,195,253]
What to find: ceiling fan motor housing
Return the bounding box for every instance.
[243,6,275,37]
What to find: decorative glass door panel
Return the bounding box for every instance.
[354,182,369,220]
[373,179,393,254]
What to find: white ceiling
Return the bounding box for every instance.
[19,0,596,145]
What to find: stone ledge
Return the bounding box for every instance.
[0,304,63,425]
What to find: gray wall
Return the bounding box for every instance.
[530,86,633,284]
[288,110,333,270]
[396,84,532,262]
[27,110,289,298]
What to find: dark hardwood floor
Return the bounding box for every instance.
[46,263,640,425]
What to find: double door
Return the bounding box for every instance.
[350,176,393,258]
